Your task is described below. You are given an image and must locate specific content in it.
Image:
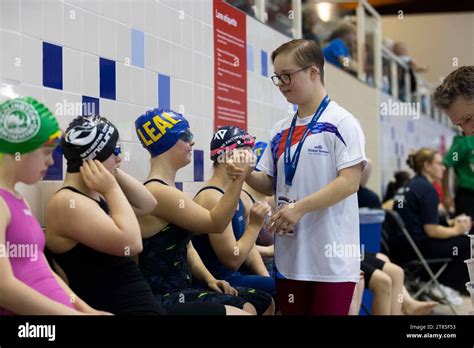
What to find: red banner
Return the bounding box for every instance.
[213,0,247,131]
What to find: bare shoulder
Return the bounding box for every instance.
[46,189,100,231]
[193,186,223,209]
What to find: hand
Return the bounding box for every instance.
[454,214,472,235]
[207,279,238,296]
[268,202,305,234]
[230,149,255,179]
[80,160,119,196]
[249,201,271,228]
[225,158,243,181]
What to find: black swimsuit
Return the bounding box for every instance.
[139,179,273,315]
[50,186,165,315]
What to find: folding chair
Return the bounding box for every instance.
[382,209,457,315]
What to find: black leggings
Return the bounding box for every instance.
[391,235,470,293]
[361,252,386,288]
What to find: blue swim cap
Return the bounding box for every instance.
[135,108,190,157]
[253,141,267,165]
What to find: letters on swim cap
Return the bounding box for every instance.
[135,108,190,157]
[61,115,119,173]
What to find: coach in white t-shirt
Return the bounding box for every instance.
[227,39,366,315]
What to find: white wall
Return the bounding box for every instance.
[382,12,474,85]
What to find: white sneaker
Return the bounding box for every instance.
[435,285,463,305]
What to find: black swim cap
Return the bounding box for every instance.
[61,115,119,173]
[210,126,255,162]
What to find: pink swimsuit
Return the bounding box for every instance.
[0,189,75,315]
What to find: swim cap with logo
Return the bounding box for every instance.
[0,96,61,154]
[61,115,119,173]
[210,126,255,162]
[135,108,190,157]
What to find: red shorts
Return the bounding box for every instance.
[276,278,355,315]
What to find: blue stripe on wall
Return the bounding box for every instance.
[43,42,63,89]
[247,44,254,71]
[82,96,100,116]
[261,50,268,77]
[158,74,170,109]
[131,28,145,68]
[100,58,116,100]
[194,149,204,182]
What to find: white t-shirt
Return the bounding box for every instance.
[257,100,366,283]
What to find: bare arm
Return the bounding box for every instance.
[187,242,215,284]
[245,171,274,196]
[244,246,270,276]
[114,169,157,217]
[256,244,274,258]
[145,174,248,235]
[194,190,269,270]
[186,242,238,296]
[424,218,470,239]
[442,169,454,212]
[296,164,362,214]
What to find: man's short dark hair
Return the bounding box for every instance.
[433,66,474,110]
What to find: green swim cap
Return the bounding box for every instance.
[0,96,61,154]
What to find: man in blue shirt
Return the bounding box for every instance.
[323,22,358,74]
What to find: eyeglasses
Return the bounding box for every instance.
[271,65,314,86]
[113,145,122,156]
[179,129,194,143]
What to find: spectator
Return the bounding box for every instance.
[323,22,358,74]
[383,171,411,203]
[391,148,472,293]
[434,66,474,232]
[357,159,381,209]
[358,159,437,315]
[302,3,321,48]
[433,66,474,136]
[392,42,428,100]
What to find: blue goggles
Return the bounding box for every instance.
[113,145,122,156]
[179,129,194,143]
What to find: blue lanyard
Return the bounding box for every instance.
[284,95,330,188]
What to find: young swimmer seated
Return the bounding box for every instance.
[0,97,109,315]
[193,127,276,296]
